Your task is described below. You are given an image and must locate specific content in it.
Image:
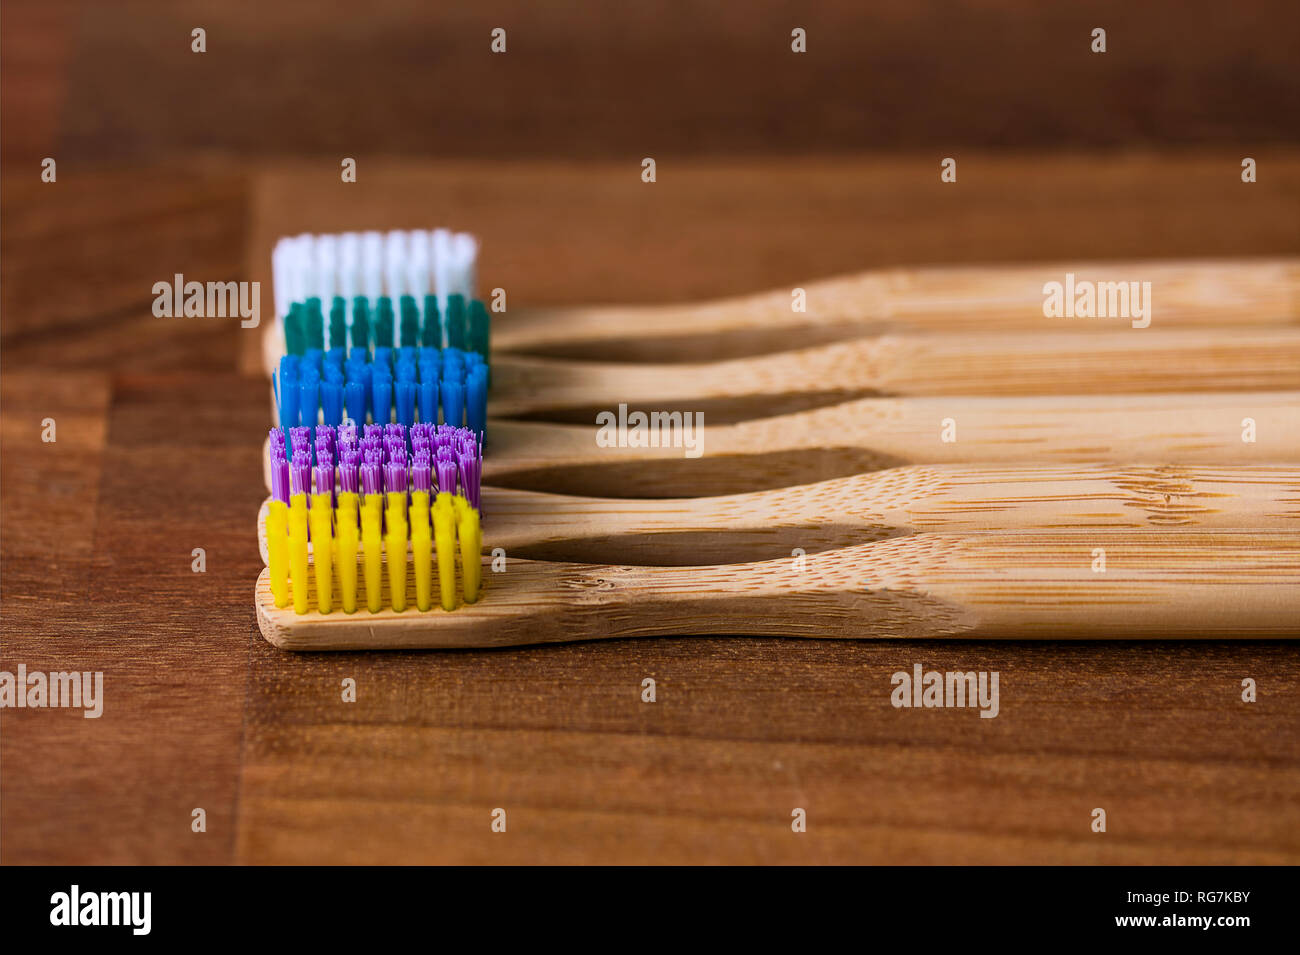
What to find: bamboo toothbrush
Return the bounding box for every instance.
[266,423,483,614]
[258,464,1300,566]
[480,391,1299,497]
[495,258,1300,357]
[260,391,1300,497]
[256,530,1300,650]
[487,328,1300,417]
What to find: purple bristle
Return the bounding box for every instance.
[385,456,408,495]
[456,435,482,510]
[360,455,382,498]
[412,451,432,494]
[290,450,312,497]
[317,424,336,460]
[435,445,458,495]
[270,448,290,504]
[314,458,335,497]
[289,426,312,459]
[338,448,360,494]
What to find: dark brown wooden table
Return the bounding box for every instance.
[3,0,1299,864]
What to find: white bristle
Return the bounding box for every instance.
[338,232,361,302]
[407,231,431,297]
[361,231,384,301]
[291,234,315,308]
[451,231,478,299]
[384,230,408,298]
[272,239,292,321]
[271,226,479,335]
[314,235,338,300]
[431,229,453,311]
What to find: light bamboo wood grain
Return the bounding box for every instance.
[491,258,1300,355]
[487,328,1300,417]
[481,391,1300,496]
[256,531,1300,650]
[260,392,1300,497]
[256,465,1300,565]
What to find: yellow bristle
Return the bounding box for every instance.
[310,492,334,613]
[385,491,408,612]
[453,495,482,603]
[336,493,359,614]
[361,497,383,613]
[410,491,433,612]
[266,500,290,608]
[289,494,310,614]
[433,492,457,611]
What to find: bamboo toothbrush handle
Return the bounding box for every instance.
[257,464,1300,565]
[490,329,1300,414]
[495,259,1300,350]
[479,464,1300,556]
[481,392,1300,497]
[256,531,1300,650]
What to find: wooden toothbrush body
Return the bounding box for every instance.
[489,329,1300,416]
[494,258,1300,353]
[480,392,1300,497]
[258,465,1300,565]
[256,531,1300,650]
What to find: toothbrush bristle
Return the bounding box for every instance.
[268,419,483,615]
[290,450,312,497]
[270,229,487,615]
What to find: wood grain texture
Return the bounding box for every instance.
[256,532,1300,650]
[4,150,1300,864]
[488,260,1300,356]
[483,327,1300,418]
[257,391,1300,498]
[260,259,1300,374]
[257,465,1300,566]
[471,392,1300,497]
[39,0,1300,164]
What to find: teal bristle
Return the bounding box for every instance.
[305,297,325,350]
[284,303,306,356]
[421,295,441,348]
[399,295,420,347]
[350,297,370,352]
[329,296,347,348]
[446,294,467,349]
[375,297,395,347]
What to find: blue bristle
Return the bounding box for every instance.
[418,379,438,423]
[321,379,343,427]
[298,369,320,459]
[285,302,494,439]
[344,380,366,426]
[441,375,466,428]
[372,368,393,426]
[276,355,300,439]
[395,380,417,433]
[418,357,438,388]
[466,364,488,438]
